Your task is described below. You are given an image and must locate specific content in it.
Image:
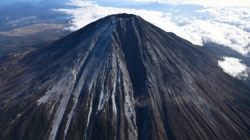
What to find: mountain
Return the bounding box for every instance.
[0,14,250,140]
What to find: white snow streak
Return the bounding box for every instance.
[38,70,77,140]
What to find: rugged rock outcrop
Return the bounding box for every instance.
[0,14,250,140]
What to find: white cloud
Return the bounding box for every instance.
[134,0,250,7]
[218,57,248,78]
[181,20,250,55]
[198,8,250,32]
[58,0,250,55]
[197,7,250,55]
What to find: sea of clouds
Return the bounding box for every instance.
[58,0,250,78]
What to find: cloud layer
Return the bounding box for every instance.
[134,0,250,7]
[218,57,248,78]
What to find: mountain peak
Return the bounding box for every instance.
[1,14,250,140]
[109,13,138,19]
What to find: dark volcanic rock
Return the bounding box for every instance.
[0,14,250,140]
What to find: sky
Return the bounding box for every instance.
[2,0,250,78]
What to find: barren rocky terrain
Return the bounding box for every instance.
[0,14,250,140]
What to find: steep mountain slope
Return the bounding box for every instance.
[0,14,250,140]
